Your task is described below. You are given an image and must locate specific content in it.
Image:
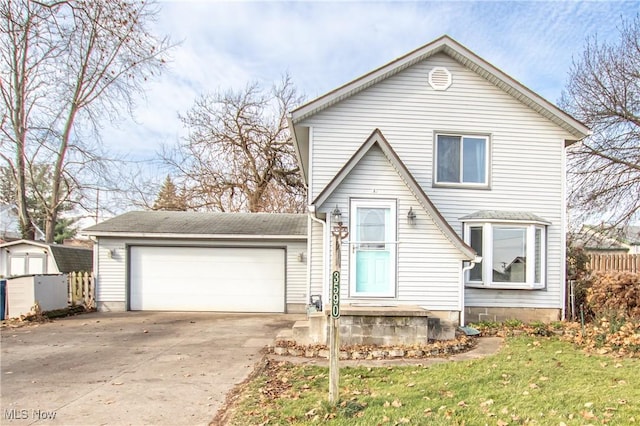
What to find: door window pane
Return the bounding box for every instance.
[492,227,526,283]
[9,257,25,276]
[27,256,45,274]
[437,135,461,183]
[358,208,385,241]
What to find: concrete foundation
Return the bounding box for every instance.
[465,307,561,324]
[286,303,307,314]
[292,305,456,346]
[97,301,126,312]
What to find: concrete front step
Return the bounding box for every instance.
[292,320,311,345]
[286,305,456,346]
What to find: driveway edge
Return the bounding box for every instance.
[209,353,270,426]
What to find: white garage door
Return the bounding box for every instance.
[130,246,285,312]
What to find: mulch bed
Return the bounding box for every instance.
[269,333,478,360]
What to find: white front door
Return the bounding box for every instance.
[349,199,396,297]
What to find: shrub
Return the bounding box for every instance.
[567,316,640,356]
[572,273,595,319]
[566,242,590,281]
[586,272,640,319]
[503,318,523,328]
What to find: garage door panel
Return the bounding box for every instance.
[130,246,285,312]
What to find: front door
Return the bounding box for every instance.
[350,199,396,297]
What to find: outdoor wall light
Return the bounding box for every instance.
[331,205,343,225]
[297,252,306,262]
[107,248,116,259]
[407,207,417,225]
[331,205,349,250]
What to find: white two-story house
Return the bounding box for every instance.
[289,35,589,325]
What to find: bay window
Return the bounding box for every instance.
[464,222,546,289]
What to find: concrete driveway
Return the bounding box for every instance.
[1,312,300,425]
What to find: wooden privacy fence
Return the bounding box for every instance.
[68,271,95,308]
[587,254,639,273]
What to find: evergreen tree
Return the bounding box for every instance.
[152,175,188,211]
[54,217,78,244]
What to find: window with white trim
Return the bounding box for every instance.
[435,134,489,186]
[464,222,546,289]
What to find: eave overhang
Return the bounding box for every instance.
[289,35,590,144]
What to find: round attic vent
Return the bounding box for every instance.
[428,66,452,90]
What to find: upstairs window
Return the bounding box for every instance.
[435,134,488,187]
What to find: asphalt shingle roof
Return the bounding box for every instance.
[459,210,551,224]
[575,225,640,250]
[83,211,307,237]
[49,245,93,273]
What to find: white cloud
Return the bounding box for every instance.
[98,0,638,167]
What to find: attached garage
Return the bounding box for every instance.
[129,246,285,312]
[82,211,308,313]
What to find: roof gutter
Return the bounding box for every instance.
[80,232,306,240]
[287,114,308,184]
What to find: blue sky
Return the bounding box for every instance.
[102,0,638,179]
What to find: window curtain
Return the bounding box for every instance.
[437,135,461,182]
[463,137,485,183]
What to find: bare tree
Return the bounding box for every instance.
[0,0,172,242]
[163,76,306,213]
[561,15,640,228]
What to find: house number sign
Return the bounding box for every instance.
[331,271,340,318]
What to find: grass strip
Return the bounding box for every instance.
[227,336,640,425]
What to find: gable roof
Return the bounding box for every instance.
[290,35,589,141]
[0,239,93,273]
[82,211,307,239]
[314,129,476,260]
[48,244,93,273]
[574,224,640,251]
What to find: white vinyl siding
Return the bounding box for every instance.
[319,145,466,311]
[309,219,325,301]
[285,241,308,305]
[93,237,306,310]
[95,238,128,303]
[302,53,571,310]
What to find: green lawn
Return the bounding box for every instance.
[226,336,639,425]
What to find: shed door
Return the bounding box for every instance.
[8,255,46,276]
[129,246,285,312]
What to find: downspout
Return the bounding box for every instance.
[307,205,327,313]
[460,256,482,326]
[89,235,99,311]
